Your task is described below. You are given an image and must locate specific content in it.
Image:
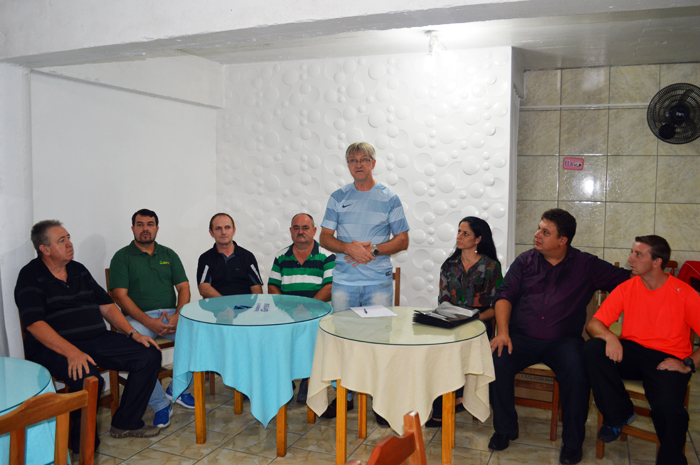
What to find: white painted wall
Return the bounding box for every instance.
[217,47,516,308]
[30,73,217,308]
[0,64,34,358]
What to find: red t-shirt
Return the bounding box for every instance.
[593,274,700,359]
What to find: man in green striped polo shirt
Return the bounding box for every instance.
[268,213,335,403]
[268,213,335,301]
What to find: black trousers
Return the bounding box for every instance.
[490,333,590,451]
[583,338,690,465]
[29,331,162,450]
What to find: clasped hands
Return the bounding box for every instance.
[147,311,178,337]
[344,240,376,267]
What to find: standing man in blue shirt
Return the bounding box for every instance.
[488,208,630,464]
[320,141,410,419]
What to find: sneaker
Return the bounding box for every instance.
[559,445,583,464]
[109,425,160,438]
[321,398,354,419]
[488,427,519,451]
[153,404,173,428]
[598,412,636,443]
[165,384,195,409]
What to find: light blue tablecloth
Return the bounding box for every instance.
[171,309,324,427]
[0,358,56,465]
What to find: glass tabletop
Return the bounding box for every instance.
[0,357,52,415]
[181,294,332,326]
[319,307,486,345]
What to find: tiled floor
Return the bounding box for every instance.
[92,376,700,465]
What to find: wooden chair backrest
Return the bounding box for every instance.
[666,260,679,277]
[392,267,401,307]
[346,411,426,465]
[0,376,98,465]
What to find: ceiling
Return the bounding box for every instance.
[180,6,700,71]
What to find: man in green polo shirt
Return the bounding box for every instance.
[109,208,192,429]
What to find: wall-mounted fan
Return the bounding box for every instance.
[647,83,700,144]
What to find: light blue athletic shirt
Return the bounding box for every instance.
[321,182,410,286]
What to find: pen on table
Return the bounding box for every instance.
[363,308,368,314]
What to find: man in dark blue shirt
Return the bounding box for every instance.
[488,209,630,464]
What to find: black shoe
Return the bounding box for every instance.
[296,378,309,404]
[321,398,354,419]
[559,446,583,464]
[374,411,389,426]
[488,427,519,451]
[598,412,636,443]
[425,417,442,428]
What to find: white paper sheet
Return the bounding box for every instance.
[350,305,397,318]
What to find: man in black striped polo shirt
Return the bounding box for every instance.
[268,213,335,403]
[14,220,162,451]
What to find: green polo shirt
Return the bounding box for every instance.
[109,241,188,311]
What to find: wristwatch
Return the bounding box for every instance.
[683,357,696,373]
[128,330,137,339]
[372,245,380,257]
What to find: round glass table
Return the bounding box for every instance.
[171,294,332,454]
[307,307,494,465]
[0,357,56,464]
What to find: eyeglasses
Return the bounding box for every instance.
[347,158,373,165]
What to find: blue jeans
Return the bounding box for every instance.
[127,308,190,412]
[330,281,393,313]
[331,282,393,400]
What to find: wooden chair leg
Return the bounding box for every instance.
[208,372,216,396]
[109,370,120,417]
[550,380,560,441]
[596,410,605,459]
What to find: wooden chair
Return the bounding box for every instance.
[392,267,401,306]
[0,376,98,465]
[509,285,612,442]
[17,312,120,417]
[595,324,693,459]
[514,364,560,441]
[345,411,426,465]
[665,260,679,277]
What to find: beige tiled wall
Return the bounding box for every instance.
[516,64,700,270]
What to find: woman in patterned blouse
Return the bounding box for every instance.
[438,216,503,330]
[428,216,503,426]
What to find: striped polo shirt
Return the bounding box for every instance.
[268,241,335,298]
[321,182,409,285]
[15,258,111,356]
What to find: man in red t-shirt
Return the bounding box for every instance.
[583,235,700,465]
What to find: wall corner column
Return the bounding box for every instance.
[0,63,34,358]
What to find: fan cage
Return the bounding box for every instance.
[646,83,700,145]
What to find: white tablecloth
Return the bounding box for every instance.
[307,321,495,434]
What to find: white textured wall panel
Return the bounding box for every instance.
[218,47,514,307]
